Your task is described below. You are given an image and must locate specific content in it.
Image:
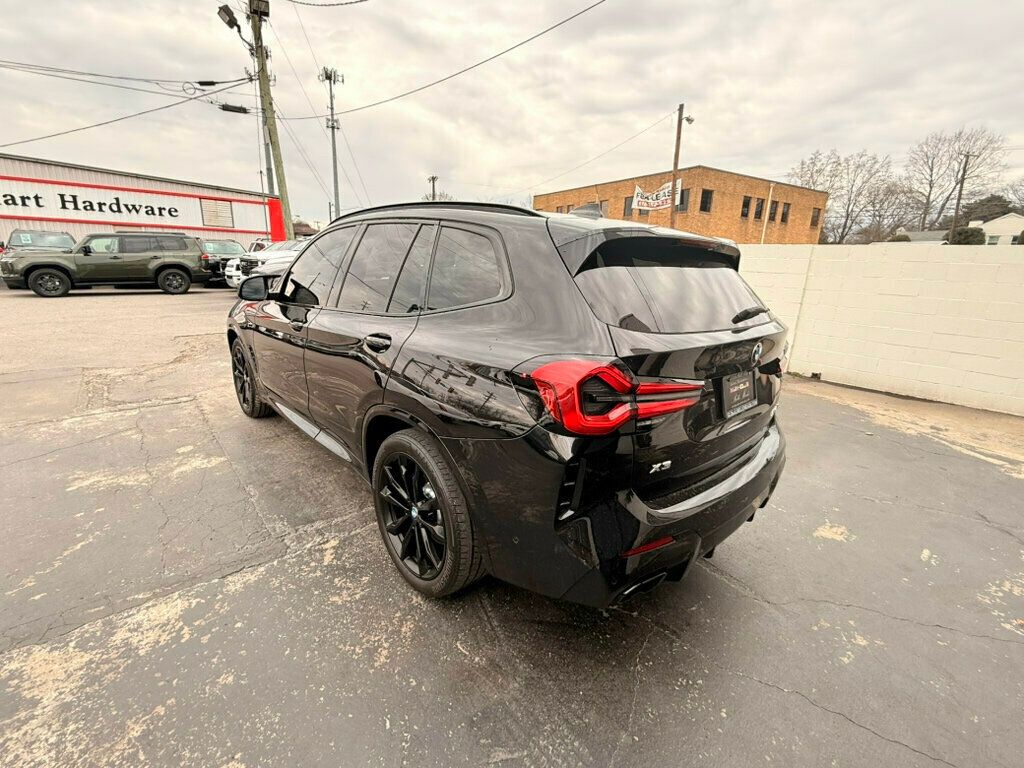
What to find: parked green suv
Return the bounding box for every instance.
[0,232,216,297]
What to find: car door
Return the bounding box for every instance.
[118,235,159,280]
[305,221,435,458]
[73,235,122,281]
[249,237,345,420]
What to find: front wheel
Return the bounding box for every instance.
[28,268,71,297]
[372,429,484,598]
[157,268,191,294]
[230,339,273,418]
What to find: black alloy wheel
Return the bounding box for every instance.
[379,453,447,580]
[230,339,272,418]
[29,269,70,297]
[158,269,190,294]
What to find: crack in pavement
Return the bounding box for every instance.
[697,561,1024,647]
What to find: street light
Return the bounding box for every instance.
[217,4,238,29]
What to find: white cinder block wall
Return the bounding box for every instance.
[739,244,1024,417]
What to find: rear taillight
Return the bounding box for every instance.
[200,253,210,261]
[515,358,703,436]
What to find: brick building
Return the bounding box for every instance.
[532,165,827,244]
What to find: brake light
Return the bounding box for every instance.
[200,253,210,261]
[523,359,703,436]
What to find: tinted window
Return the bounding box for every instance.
[573,239,765,334]
[203,240,245,255]
[121,236,156,253]
[388,225,434,314]
[700,189,714,213]
[158,236,188,251]
[336,223,418,313]
[281,236,346,306]
[426,227,504,311]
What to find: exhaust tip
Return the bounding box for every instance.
[621,572,668,599]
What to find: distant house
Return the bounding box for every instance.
[292,219,319,238]
[968,212,1024,245]
[890,228,948,244]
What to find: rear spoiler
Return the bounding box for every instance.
[546,219,741,274]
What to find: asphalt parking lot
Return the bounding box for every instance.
[1,285,1022,768]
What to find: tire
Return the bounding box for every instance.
[157,268,191,294]
[372,429,484,598]
[230,339,273,418]
[28,268,71,298]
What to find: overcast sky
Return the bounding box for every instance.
[2,0,1022,223]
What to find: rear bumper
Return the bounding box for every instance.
[442,421,785,608]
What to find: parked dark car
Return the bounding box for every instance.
[200,238,247,284]
[227,203,787,606]
[0,232,215,296]
[0,228,76,256]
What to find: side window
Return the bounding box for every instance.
[336,223,418,313]
[426,227,504,311]
[86,236,119,254]
[121,236,153,254]
[158,236,188,251]
[387,225,435,314]
[281,237,345,307]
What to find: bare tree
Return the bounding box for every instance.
[1004,178,1024,211]
[851,177,916,243]
[790,150,894,243]
[420,190,455,202]
[904,127,1008,229]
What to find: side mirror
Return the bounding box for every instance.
[81,244,92,255]
[0,241,5,249]
[239,274,272,301]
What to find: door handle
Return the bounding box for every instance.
[289,321,305,332]
[109,255,122,260]
[364,332,392,352]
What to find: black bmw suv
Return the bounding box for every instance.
[228,203,786,606]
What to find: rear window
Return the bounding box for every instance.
[574,239,766,334]
[9,231,75,249]
[203,240,245,255]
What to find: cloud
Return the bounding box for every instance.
[1,0,1021,224]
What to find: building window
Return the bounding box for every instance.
[987,235,999,245]
[555,206,564,213]
[566,204,573,213]
[200,197,234,228]
[781,202,790,224]
[699,189,714,213]
[600,199,609,216]
[623,196,633,217]
[741,196,751,218]
[638,208,649,217]
[676,188,690,212]
[811,207,821,227]
[754,198,765,220]
[769,200,779,222]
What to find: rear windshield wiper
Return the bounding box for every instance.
[731,306,768,324]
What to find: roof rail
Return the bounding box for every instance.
[331,201,543,223]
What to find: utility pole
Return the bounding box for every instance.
[261,111,275,196]
[668,103,693,230]
[248,0,294,238]
[759,182,776,244]
[948,153,971,242]
[427,175,439,202]
[320,67,342,218]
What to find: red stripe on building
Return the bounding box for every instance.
[0,213,270,236]
[0,174,272,206]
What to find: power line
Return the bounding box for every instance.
[0,63,253,104]
[285,0,370,5]
[0,58,246,86]
[290,3,373,204]
[515,110,676,194]
[276,107,333,200]
[0,82,246,149]
[278,0,609,120]
[267,20,366,206]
